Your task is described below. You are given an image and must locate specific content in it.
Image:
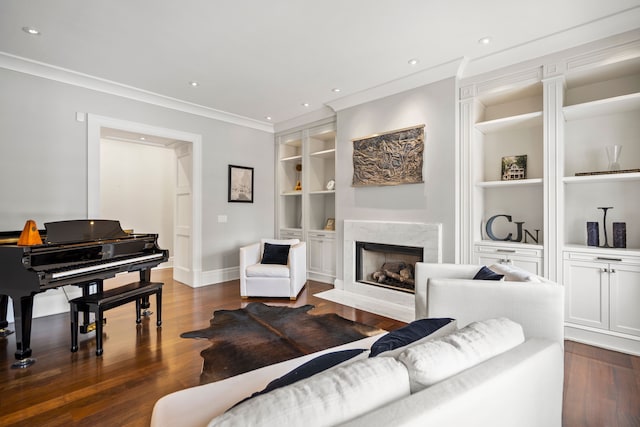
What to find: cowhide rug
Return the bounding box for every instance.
[181,302,384,384]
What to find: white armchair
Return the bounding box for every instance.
[239,238,307,300]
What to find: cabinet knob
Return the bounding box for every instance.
[601,268,609,273]
[610,268,616,274]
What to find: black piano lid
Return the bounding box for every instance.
[44,220,130,244]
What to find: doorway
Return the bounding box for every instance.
[87,115,203,287]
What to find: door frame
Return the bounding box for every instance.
[87,114,203,287]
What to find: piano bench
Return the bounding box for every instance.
[70,281,163,356]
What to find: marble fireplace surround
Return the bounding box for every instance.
[338,220,442,310]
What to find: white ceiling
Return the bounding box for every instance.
[1,1,639,128]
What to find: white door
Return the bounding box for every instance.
[172,143,193,285]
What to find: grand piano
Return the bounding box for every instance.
[0,219,169,367]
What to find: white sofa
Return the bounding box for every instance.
[151,263,564,427]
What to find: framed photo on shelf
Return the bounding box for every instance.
[501,155,527,181]
[324,218,335,231]
[228,165,254,203]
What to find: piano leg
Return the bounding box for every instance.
[139,269,152,317]
[11,295,36,368]
[0,294,15,337]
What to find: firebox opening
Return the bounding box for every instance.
[355,241,423,294]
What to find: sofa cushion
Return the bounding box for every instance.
[473,266,504,281]
[370,318,456,358]
[245,263,290,278]
[261,242,290,265]
[398,317,524,393]
[208,357,410,427]
[489,264,541,282]
[235,349,369,406]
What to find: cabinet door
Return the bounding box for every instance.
[509,255,541,276]
[609,264,640,337]
[308,236,324,273]
[563,260,609,330]
[322,236,336,276]
[475,253,505,267]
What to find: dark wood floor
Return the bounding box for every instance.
[0,269,638,426]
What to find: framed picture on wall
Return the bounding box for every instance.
[228,165,254,203]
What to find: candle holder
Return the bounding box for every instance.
[597,207,613,248]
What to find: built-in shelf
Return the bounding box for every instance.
[308,229,335,235]
[280,154,303,162]
[309,190,335,195]
[475,240,544,250]
[563,244,640,257]
[475,111,543,133]
[281,191,302,196]
[310,148,336,159]
[563,172,640,184]
[476,178,543,188]
[563,92,640,121]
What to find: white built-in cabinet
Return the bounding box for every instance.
[564,250,640,337]
[276,120,336,284]
[460,32,640,354]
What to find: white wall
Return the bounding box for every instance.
[99,138,176,259]
[0,68,275,321]
[335,77,457,280]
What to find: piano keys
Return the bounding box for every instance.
[0,219,168,367]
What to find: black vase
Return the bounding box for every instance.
[613,222,626,248]
[587,222,599,247]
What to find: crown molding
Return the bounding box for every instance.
[0,51,274,133]
[460,8,640,80]
[326,57,465,112]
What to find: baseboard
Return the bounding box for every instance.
[565,323,640,356]
[196,267,239,288]
[307,271,335,284]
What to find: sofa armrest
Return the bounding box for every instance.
[288,241,307,294]
[340,339,563,427]
[414,263,482,319]
[426,278,565,347]
[239,243,261,296]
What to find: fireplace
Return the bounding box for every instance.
[355,242,423,293]
[341,220,442,308]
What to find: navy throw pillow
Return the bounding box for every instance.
[261,243,290,265]
[473,265,504,281]
[231,349,366,408]
[369,318,454,357]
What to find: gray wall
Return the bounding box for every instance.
[335,77,457,278]
[0,68,275,274]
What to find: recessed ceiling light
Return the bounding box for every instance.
[478,36,492,45]
[408,58,419,66]
[265,116,272,121]
[332,88,341,93]
[139,137,146,141]
[22,26,41,36]
[188,81,199,87]
[302,103,310,107]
